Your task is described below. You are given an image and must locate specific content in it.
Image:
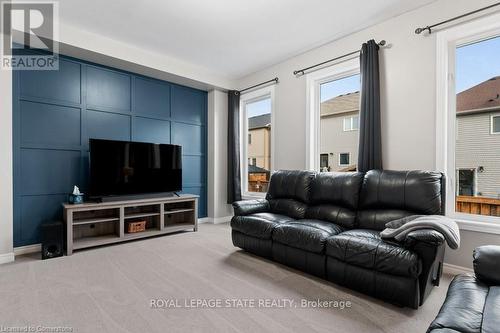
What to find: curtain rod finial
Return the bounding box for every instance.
[379,40,386,46]
[415,26,431,35]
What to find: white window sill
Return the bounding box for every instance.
[454,218,500,235]
[242,193,266,200]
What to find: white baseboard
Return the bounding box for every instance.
[213,216,232,224]
[198,217,211,224]
[0,252,15,265]
[14,243,41,256]
[443,263,473,275]
[199,216,232,224]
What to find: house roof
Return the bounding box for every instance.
[249,114,271,130]
[248,164,270,174]
[320,91,360,117]
[457,76,500,114]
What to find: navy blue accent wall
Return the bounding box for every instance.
[13,55,207,247]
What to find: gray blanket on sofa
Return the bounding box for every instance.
[380,215,460,249]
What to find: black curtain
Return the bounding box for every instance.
[358,39,382,172]
[227,91,242,204]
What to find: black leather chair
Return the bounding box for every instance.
[428,245,500,333]
[231,170,447,309]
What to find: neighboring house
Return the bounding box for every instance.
[247,114,271,193]
[248,114,271,170]
[456,76,500,199]
[320,91,360,172]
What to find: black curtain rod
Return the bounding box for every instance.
[293,40,386,76]
[415,2,500,34]
[238,77,279,94]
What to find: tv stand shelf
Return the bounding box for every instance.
[63,194,198,255]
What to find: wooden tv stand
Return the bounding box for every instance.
[63,194,198,255]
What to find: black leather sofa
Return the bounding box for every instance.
[428,245,500,333]
[231,170,446,309]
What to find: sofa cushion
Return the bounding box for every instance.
[305,205,357,229]
[482,286,500,333]
[356,209,416,231]
[428,275,489,333]
[266,170,315,203]
[357,170,444,230]
[359,170,443,213]
[326,229,421,278]
[473,245,500,285]
[309,172,364,209]
[273,219,344,253]
[269,198,308,219]
[232,199,270,216]
[230,213,294,240]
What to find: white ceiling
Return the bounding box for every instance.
[59,0,436,79]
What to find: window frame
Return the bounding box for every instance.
[456,168,477,197]
[491,114,500,134]
[338,152,350,166]
[240,85,275,199]
[343,115,359,131]
[436,12,500,233]
[320,153,329,169]
[305,58,360,171]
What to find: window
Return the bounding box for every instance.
[457,169,476,196]
[320,153,329,171]
[454,35,500,218]
[343,116,359,131]
[306,58,360,172]
[240,86,274,196]
[437,14,500,227]
[339,153,350,166]
[492,115,500,134]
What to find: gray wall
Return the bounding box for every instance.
[207,90,233,221]
[446,229,500,268]
[234,0,500,269]
[0,43,13,262]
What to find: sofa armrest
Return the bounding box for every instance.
[473,245,500,285]
[404,229,445,247]
[232,199,270,216]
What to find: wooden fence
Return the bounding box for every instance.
[456,196,500,217]
[248,172,270,193]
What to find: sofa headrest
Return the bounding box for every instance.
[266,170,315,203]
[473,245,500,285]
[309,172,364,210]
[359,170,444,215]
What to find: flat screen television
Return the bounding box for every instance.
[89,139,182,198]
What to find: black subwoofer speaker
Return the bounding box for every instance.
[41,221,64,260]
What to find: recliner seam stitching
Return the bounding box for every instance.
[403,171,409,211]
[479,286,490,332]
[373,241,382,296]
[342,237,351,285]
[280,222,343,241]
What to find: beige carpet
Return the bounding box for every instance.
[0,223,453,333]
